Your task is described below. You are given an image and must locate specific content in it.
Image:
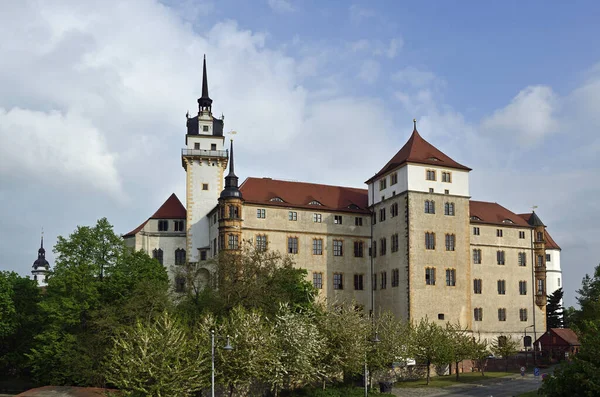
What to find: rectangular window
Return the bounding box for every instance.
[519,280,527,295]
[333,240,343,256]
[391,233,399,253]
[473,279,482,294]
[354,217,363,226]
[287,237,299,254]
[537,231,544,242]
[228,234,239,250]
[444,189,449,195]
[537,279,544,295]
[334,215,342,224]
[519,231,526,239]
[426,169,436,181]
[546,254,551,262]
[425,267,436,285]
[558,278,561,287]
[174,220,184,231]
[390,203,398,217]
[202,125,209,132]
[473,249,482,264]
[425,200,435,214]
[497,250,505,265]
[194,142,200,149]
[313,213,322,223]
[473,227,480,236]
[445,234,455,251]
[380,271,387,289]
[354,241,364,257]
[429,188,434,193]
[518,252,527,266]
[446,269,456,286]
[257,209,266,218]
[379,208,386,222]
[390,172,398,185]
[333,273,343,290]
[202,183,209,191]
[210,143,217,150]
[497,229,503,237]
[474,308,483,321]
[175,277,185,293]
[380,238,387,256]
[498,308,507,321]
[256,235,267,251]
[199,250,206,261]
[354,274,364,290]
[288,211,298,221]
[537,255,544,267]
[425,232,436,250]
[444,202,455,216]
[372,240,376,258]
[442,171,452,183]
[497,279,506,295]
[158,219,168,231]
[312,238,323,255]
[392,268,399,287]
[379,178,387,190]
[520,308,528,322]
[313,272,323,289]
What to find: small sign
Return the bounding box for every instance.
[520,367,526,376]
[534,367,540,377]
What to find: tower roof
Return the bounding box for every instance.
[197,55,213,110]
[32,234,49,269]
[366,122,471,184]
[220,139,242,199]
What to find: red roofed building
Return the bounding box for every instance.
[535,328,580,361]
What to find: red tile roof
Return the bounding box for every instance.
[123,193,186,237]
[551,328,580,346]
[367,128,471,183]
[239,177,370,214]
[469,201,531,227]
[518,213,561,250]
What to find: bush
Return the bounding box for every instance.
[282,385,392,396]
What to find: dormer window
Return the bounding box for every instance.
[348,204,360,210]
[428,157,441,162]
[470,216,481,221]
[270,197,284,203]
[308,200,322,206]
[203,125,209,132]
[502,219,514,224]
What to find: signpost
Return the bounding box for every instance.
[534,367,540,378]
[520,366,526,377]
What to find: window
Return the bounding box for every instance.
[313,272,323,289]
[219,235,225,251]
[309,200,322,206]
[270,197,284,202]
[425,200,435,214]
[473,279,482,294]
[288,237,299,254]
[213,238,217,256]
[429,188,434,193]
[200,250,207,261]
[313,239,323,255]
[391,233,399,253]
[536,231,544,242]
[392,269,399,287]
[474,308,483,321]
[228,234,239,250]
[175,277,186,293]
[380,238,387,256]
[354,241,364,257]
[202,183,209,191]
[518,252,527,266]
[519,280,527,295]
[425,267,436,285]
[158,220,168,231]
[498,308,507,321]
[333,273,343,290]
[213,213,217,224]
[391,172,398,185]
[175,248,186,265]
[390,203,399,217]
[379,208,386,222]
[536,255,544,267]
[442,171,452,183]
[546,254,551,262]
[473,227,480,236]
[520,308,528,322]
[537,279,544,295]
[355,217,363,226]
[444,202,455,216]
[288,211,297,221]
[446,269,456,286]
[211,143,217,150]
[174,220,184,231]
[228,205,239,219]
[334,215,343,224]
[372,273,377,290]
[194,142,200,149]
[372,240,376,258]
[379,178,387,190]
[519,231,526,239]
[426,169,436,181]
[256,235,268,251]
[256,208,266,218]
[313,213,322,223]
[425,232,436,250]
[444,189,449,195]
[202,125,209,132]
[558,278,561,287]
[438,313,445,320]
[333,240,343,256]
[445,234,455,251]
[497,250,505,265]
[497,279,506,295]
[354,274,364,290]
[497,229,503,237]
[473,249,482,264]
[152,248,163,265]
[380,271,387,289]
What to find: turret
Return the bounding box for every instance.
[218,139,243,251]
[32,233,50,287]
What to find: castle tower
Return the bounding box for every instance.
[218,139,243,251]
[32,233,50,287]
[182,56,228,262]
[528,211,548,308]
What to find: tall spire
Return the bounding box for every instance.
[413,118,417,132]
[220,139,242,199]
[198,54,213,112]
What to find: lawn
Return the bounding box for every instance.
[395,371,514,388]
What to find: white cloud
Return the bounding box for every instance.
[358,60,380,84]
[392,66,437,87]
[268,0,295,13]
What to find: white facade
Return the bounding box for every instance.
[545,248,562,297]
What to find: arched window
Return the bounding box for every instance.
[175,248,186,265]
[424,200,435,214]
[152,248,164,265]
[229,205,239,219]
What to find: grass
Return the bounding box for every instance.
[395,371,515,388]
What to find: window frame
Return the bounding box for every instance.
[333,239,343,256]
[256,208,266,219]
[445,268,456,287]
[313,238,323,255]
[425,267,436,285]
[288,211,298,221]
[333,273,343,290]
[287,236,299,254]
[313,272,323,289]
[426,169,437,181]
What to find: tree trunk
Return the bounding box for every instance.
[456,361,460,380]
[481,359,485,376]
[426,359,431,385]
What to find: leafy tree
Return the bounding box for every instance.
[408,318,452,385]
[547,288,564,329]
[445,323,474,380]
[105,311,210,397]
[470,334,490,376]
[490,335,520,372]
[368,311,411,379]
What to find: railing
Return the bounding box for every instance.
[182,149,228,158]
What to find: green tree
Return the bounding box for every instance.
[547,288,564,329]
[368,312,411,380]
[446,323,474,380]
[469,334,490,376]
[105,311,210,397]
[490,335,519,372]
[408,318,452,385]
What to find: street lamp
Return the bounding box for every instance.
[211,329,234,397]
[364,332,381,397]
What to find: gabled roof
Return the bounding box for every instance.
[240,177,370,214]
[123,194,186,237]
[469,201,531,227]
[551,328,580,346]
[366,128,471,184]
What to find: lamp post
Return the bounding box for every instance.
[211,329,234,397]
[364,332,381,397]
[524,325,534,366]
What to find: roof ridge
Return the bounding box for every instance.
[243,177,368,192]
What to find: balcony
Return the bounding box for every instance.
[181,148,228,158]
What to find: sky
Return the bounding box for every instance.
[1,0,599,308]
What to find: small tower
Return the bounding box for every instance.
[528,211,548,308]
[32,233,50,287]
[218,139,243,251]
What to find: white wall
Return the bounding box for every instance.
[406,164,470,197]
[368,166,408,206]
[545,248,562,297]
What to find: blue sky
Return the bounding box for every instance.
[0,0,599,308]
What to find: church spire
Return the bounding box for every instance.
[32,230,50,287]
[220,139,242,199]
[197,54,213,113]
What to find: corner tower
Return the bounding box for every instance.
[182,56,228,262]
[218,139,243,251]
[32,233,50,287]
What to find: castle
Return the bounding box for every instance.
[121,57,562,346]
